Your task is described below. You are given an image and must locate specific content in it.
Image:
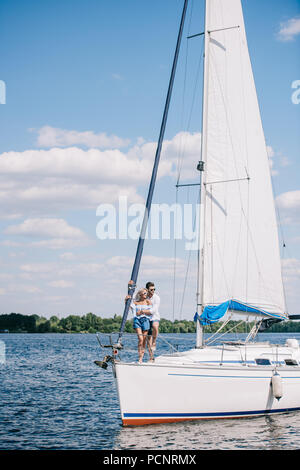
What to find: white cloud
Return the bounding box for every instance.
[0,147,148,216]
[267,145,278,176]
[0,213,23,220]
[48,280,74,288]
[5,218,86,239]
[4,218,90,250]
[33,126,130,149]
[282,258,300,278]
[112,73,123,81]
[59,252,75,260]
[0,132,201,217]
[0,273,13,280]
[266,146,275,159]
[281,258,300,314]
[58,263,103,276]
[20,261,103,278]
[280,156,291,168]
[107,254,188,279]
[29,239,82,250]
[0,249,198,316]
[0,147,147,183]
[127,131,201,181]
[42,295,67,304]
[278,17,300,42]
[21,285,42,294]
[1,240,23,247]
[19,272,34,281]
[267,145,290,176]
[276,190,300,224]
[3,283,42,294]
[20,262,56,274]
[17,254,188,289]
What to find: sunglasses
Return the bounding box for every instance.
[149,288,155,291]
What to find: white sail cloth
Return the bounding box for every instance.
[201,0,286,316]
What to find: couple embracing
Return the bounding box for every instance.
[127,281,160,363]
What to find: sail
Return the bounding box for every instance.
[201,0,287,316]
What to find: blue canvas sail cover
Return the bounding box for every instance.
[198,300,286,326]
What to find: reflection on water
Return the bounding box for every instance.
[114,412,300,450]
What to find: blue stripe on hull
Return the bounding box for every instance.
[168,373,300,379]
[124,407,300,419]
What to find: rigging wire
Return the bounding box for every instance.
[269,157,290,315]
[205,319,246,346]
[176,39,204,184]
[172,0,194,321]
[172,7,204,320]
[238,27,251,306]
[175,0,194,185]
[174,80,204,320]
[172,186,179,321]
[179,187,200,320]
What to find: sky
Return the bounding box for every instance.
[0,0,299,320]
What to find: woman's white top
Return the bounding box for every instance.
[131,292,160,321]
[130,302,154,320]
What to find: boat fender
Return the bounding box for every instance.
[271,371,283,400]
[285,339,299,349]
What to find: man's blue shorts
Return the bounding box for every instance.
[133,316,150,331]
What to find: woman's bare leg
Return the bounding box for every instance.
[135,328,144,363]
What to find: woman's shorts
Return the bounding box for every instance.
[133,316,150,331]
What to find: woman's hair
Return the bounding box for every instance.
[136,288,148,301]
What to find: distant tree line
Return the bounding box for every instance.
[0,313,299,334]
[0,313,193,334]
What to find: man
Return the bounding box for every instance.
[145,282,160,351]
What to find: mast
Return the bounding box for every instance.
[195,0,209,348]
[116,0,189,347]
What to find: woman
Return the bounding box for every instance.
[130,288,154,363]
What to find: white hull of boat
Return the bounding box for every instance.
[114,347,300,426]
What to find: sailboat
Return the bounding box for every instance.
[95,0,300,426]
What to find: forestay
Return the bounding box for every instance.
[201,0,287,317]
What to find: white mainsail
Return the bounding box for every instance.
[201,0,286,316]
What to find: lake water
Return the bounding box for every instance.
[1,332,300,450]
